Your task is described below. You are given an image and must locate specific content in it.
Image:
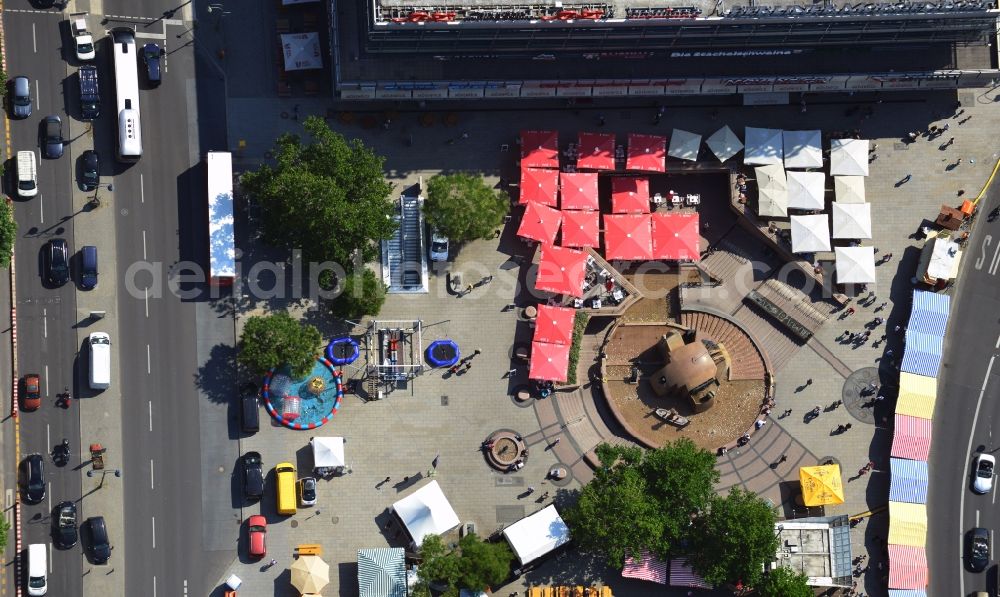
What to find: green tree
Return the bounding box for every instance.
[238,312,322,378]
[0,517,9,551]
[0,199,15,269]
[415,533,514,596]
[331,269,386,317]
[241,116,396,269]
[424,173,509,243]
[688,486,779,588]
[562,440,719,568]
[754,565,813,597]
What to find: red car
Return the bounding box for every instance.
[247,515,266,558]
[23,374,40,411]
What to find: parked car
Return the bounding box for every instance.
[973,452,995,494]
[429,229,450,262]
[45,239,70,286]
[80,149,99,191]
[240,384,259,434]
[299,477,317,506]
[54,501,78,548]
[246,515,266,558]
[42,115,63,159]
[86,516,111,564]
[23,454,45,504]
[142,43,161,86]
[10,76,32,119]
[969,527,990,572]
[22,374,41,411]
[79,245,98,290]
[243,451,263,500]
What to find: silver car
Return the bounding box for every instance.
[973,453,995,494]
[11,76,31,119]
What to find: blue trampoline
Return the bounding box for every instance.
[426,339,460,368]
[326,337,359,366]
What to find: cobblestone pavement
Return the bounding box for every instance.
[220,88,1000,596]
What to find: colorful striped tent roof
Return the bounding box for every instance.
[889,458,929,504]
[669,558,712,589]
[901,330,943,378]
[891,415,932,461]
[908,290,951,337]
[888,502,927,547]
[621,551,668,585]
[896,373,936,420]
[888,544,928,590]
[888,590,927,597]
[358,548,407,597]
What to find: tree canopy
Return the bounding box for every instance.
[424,173,509,243]
[241,116,396,269]
[688,486,779,587]
[414,533,514,597]
[237,312,322,378]
[562,440,719,568]
[0,199,16,269]
[754,565,813,597]
[331,268,387,318]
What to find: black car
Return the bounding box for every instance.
[969,527,990,572]
[80,149,99,191]
[45,239,70,286]
[142,43,161,86]
[42,115,64,159]
[240,383,260,434]
[86,516,111,564]
[54,501,78,548]
[23,454,45,504]
[243,451,264,500]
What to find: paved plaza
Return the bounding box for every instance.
[216,46,1000,593]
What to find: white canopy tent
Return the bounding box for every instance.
[391,481,461,547]
[667,129,702,162]
[782,130,823,169]
[705,125,743,162]
[835,247,877,284]
[834,176,866,203]
[830,139,870,176]
[502,505,572,566]
[754,164,788,217]
[311,437,346,474]
[744,127,784,166]
[790,214,831,253]
[786,171,826,210]
[281,32,323,71]
[831,202,873,239]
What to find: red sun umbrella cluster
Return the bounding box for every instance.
[559,172,599,211]
[611,177,650,214]
[535,244,588,297]
[577,132,616,171]
[626,134,667,173]
[560,210,600,248]
[520,130,559,169]
[529,340,571,382]
[533,304,576,345]
[520,167,559,206]
[517,201,562,244]
[651,212,701,261]
[603,214,652,260]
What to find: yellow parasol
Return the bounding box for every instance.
[799,464,845,506]
[290,555,330,594]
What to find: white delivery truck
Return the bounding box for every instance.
[72,17,95,61]
[17,151,38,198]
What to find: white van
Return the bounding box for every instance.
[17,151,37,198]
[88,332,111,390]
[27,543,46,595]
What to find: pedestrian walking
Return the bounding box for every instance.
[894,324,902,333]
[900,174,912,184]
[755,419,766,430]
[847,307,856,315]
[463,361,472,371]
[473,349,481,357]
[527,485,536,494]
[778,454,788,463]
[845,423,852,431]
[867,460,876,469]
[875,302,887,312]
[806,378,813,385]
[885,348,894,357]
[505,368,517,377]
[942,123,950,131]
[874,395,885,402]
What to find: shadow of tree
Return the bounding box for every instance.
[195,343,237,404]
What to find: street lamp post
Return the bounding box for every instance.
[90,182,113,209]
[87,468,122,490]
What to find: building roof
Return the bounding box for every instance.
[772,515,853,587]
[658,338,716,391]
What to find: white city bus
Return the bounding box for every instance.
[206,151,235,286]
[110,28,142,162]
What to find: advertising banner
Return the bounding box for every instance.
[375,88,413,99]
[592,85,629,97]
[661,79,703,95]
[521,85,557,97]
[339,87,376,100]
[844,76,883,90]
[919,72,961,88]
[700,78,734,94]
[810,76,851,92]
[628,81,665,95]
[413,88,449,99]
[485,85,521,98]
[557,84,593,97]
[449,87,485,98]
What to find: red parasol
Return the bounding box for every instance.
[559,172,600,210]
[626,134,667,173]
[577,132,616,171]
[533,304,576,345]
[560,210,600,248]
[517,201,562,244]
[535,244,588,297]
[651,212,701,261]
[520,167,559,206]
[520,130,559,169]
[529,340,571,382]
[603,214,652,260]
[611,177,650,214]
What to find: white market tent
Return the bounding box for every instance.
[667,129,702,162]
[281,32,323,71]
[358,548,407,597]
[705,125,743,162]
[782,130,823,169]
[391,481,461,547]
[311,437,346,469]
[834,176,866,203]
[790,214,831,253]
[744,127,784,166]
[786,170,826,210]
[502,505,572,566]
[831,202,873,239]
[754,164,788,217]
[830,139,870,176]
[835,247,877,284]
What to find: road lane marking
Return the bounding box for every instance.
[150,458,154,489]
[153,576,156,597]
[977,509,981,526]
[147,344,151,373]
[148,401,152,431]
[39,194,43,223]
[145,287,149,317]
[34,79,39,111]
[48,543,52,573]
[42,308,46,338]
[151,516,156,548]
[142,229,147,259]
[140,173,145,203]
[45,424,49,454]
[962,354,997,597]
[44,365,48,396]
[32,23,36,53]
[995,333,1000,350]
[46,482,50,510]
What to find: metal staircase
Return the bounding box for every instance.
[380,188,429,294]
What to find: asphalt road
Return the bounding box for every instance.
[927,176,1000,596]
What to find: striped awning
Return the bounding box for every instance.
[908,290,950,337]
[889,458,929,504]
[888,502,928,547]
[901,330,943,378]
[358,548,407,597]
[896,373,936,420]
[622,551,668,584]
[669,558,712,589]
[891,415,932,461]
[888,590,927,597]
[888,544,928,589]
